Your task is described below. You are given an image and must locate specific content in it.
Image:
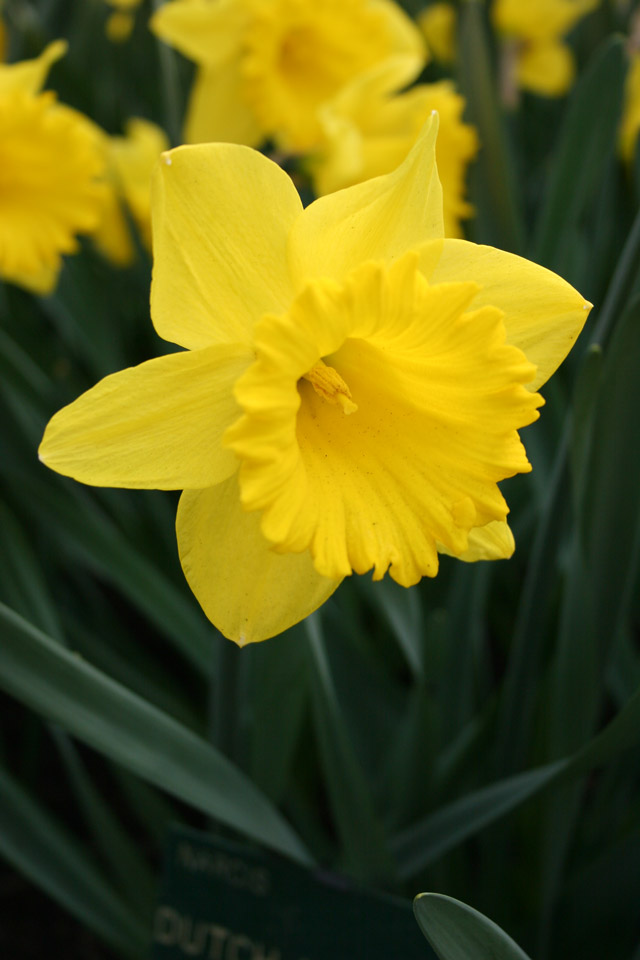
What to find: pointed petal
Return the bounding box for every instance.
[151,143,302,349]
[185,65,263,146]
[426,239,591,390]
[289,112,443,287]
[0,40,67,96]
[439,520,515,561]
[150,0,247,67]
[177,478,342,645]
[39,344,252,490]
[3,262,59,295]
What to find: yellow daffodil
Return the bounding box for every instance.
[311,58,477,238]
[492,0,599,99]
[150,0,426,150]
[0,41,106,294]
[39,116,590,645]
[104,0,142,42]
[93,118,170,267]
[418,2,456,64]
[620,52,640,163]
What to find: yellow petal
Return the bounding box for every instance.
[312,55,432,197]
[425,239,591,391]
[517,39,574,97]
[150,0,261,145]
[0,40,67,96]
[313,74,477,239]
[493,0,597,42]
[92,184,136,268]
[3,262,60,296]
[240,0,426,151]
[418,2,457,63]
[150,0,247,67]
[290,112,443,287]
[103,118,169,254]
[39,344,252,490]
[439,520,515,561]
[106,11,135,42]
[150,143,302,350]
[177,476,342,645]
[184,64,263,146]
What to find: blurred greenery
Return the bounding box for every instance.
[1,0,639,957]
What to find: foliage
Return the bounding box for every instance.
[0,0,639,957]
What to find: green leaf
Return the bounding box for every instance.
[0,501,66,643]
[413,894,531,960]
[570,343,603,523]
[305,614,396,883]
[7,471,213,675]
[457,0,525,253]
[589,202,640,349]
[357,576,425,679]
[0,601,313,867]
[395,761,565,878]
[493,440,570,774]
[394,676,640,878]
[51,728,157,917]
[248,625,310,804]
[0,760,147,959]
[532,36,627,272]
[580,295,640,641]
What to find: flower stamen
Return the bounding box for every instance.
[302,359,358,414]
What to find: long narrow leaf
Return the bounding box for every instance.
[395,679,640,878]
[0,761,147,959]
[532,37,626,272]
[414,894,531,960]
[0,602,313,866]
[306,614,396,883]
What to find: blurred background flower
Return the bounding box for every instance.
[0,40,106,293]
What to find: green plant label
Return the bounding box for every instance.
[151,824,434,960]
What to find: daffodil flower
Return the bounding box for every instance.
[620,52,640,164]
[418,2,457,64]
[0,41,106,294]
[311,57,478,238]
[39,116,591,645]
[150,0,426,150]
[93,118,170,267]
[493,0,599,99]
[104,0,143,42]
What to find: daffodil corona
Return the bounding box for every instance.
[40,116,591,645]
[0,42,106,293]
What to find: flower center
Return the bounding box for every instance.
[302,359,357,414]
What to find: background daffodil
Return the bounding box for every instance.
[103,0,143,42]
[620,51,640,163]
[493,0,599,99]
[0,41,106,294]
[150,0,426,150]
[93,117,170,267]
[311,57,478,237]
[418,2,456,64]
[39,115,590,645]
